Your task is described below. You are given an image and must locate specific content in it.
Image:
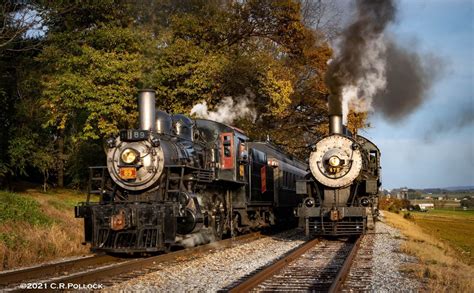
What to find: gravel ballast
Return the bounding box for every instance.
[370,214,422,291]
[344,212,422,292]
[106,231,306,292]
[106,213,423,292]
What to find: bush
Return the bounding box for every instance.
[380,197,411,213]
[388,205,400,213]
[403,212,414,220]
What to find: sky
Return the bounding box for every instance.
[361,0,474,189]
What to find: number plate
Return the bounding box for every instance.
[119,167,137,179]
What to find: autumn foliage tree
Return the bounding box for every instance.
[1,0,346,188]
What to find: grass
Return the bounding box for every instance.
[0,192,53,226]
[409,209,474,265]
[0,188,90,270]
[384,211,474,292]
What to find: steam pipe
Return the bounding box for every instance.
[138,89,156,131]
[328,95,343,134]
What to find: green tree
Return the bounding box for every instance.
[34,1,150,187]
[1,0,339,188]
[143,0,333,158]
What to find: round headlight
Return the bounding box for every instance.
[304,198,315,208]
[360,197,370,207]
[121,148,138,164]
[328,156,341,167]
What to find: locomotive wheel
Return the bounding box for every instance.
[210,195,226,240]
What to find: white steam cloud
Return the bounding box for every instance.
[190,96,256,124]
[341,35,387,124]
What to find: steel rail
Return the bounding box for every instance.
[0,255,120,286]
[7,232,264,292]
[229,235,363,292]
[328,235,363,293]
[229,237,321,292]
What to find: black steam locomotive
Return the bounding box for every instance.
[295,111,381,236]
[75,90,307,253]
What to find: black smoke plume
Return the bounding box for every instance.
[373,39,444,121]
[325,0,396,115]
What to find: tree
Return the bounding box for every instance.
[299,0,344,41]
[0,1,47,186]
[143,0,333,158]
[33,1,150,187]
[0,1,45,49]
[1,0,341,188]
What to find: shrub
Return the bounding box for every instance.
[403,212,414,220]
[380,197,410,214]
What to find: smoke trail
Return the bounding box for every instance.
[373,39,444,120]
[325,0,444,125]
[190,96,256,124]
[424,104,474,142]
[325,0,396,116]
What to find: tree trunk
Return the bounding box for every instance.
[57,130,64,188]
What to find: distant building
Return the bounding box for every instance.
[396,187,408,200]
[418,203,434,210]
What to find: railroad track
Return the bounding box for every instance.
[0,232,264,292]
[228,235,362,292]
[340,233,374,291]
[0,254,123,289]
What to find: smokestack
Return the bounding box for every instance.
[138,89,156,131]
[328,95,343,134]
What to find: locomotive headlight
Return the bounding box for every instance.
[121,148,139,164]
[328,156,341,167]
[304,198,315,208]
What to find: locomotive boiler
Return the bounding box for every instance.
[295,99,381,236]
[75,90,307,253]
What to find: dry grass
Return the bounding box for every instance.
[0,188,89,270]
[384,211,474,292]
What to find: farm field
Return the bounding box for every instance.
[384,211,474,292]
[0,188,89,270]
[410,209,474,265]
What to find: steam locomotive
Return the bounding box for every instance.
[295,108,381,236]
[75,90,307,253]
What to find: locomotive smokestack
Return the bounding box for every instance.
[328,95,343,134]
[138,89,156,131]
